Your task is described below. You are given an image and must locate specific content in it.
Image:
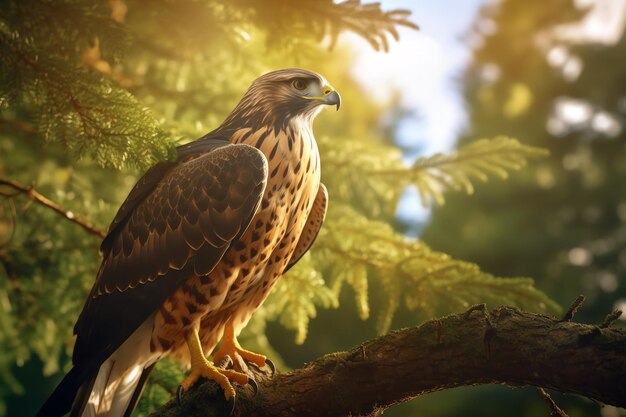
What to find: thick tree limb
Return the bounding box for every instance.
[151,305,626,417]
[0,178,106,238]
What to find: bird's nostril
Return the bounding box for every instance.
[324,89,331,95]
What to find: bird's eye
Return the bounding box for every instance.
[292,79,307,91]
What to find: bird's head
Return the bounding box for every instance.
[221,68,341,133]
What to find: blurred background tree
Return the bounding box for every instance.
[0,0,622,416]
[414,0,626,416]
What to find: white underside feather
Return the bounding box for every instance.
[82,315,158,417]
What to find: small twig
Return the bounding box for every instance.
[464,303,494,327]
[463,303,488,319]
[561,295,585,322]
[537,388,569,417]
[600,310,622,328]
[0,178,106,238]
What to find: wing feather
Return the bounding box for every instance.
[73,143,267,366]
[285,183,328,272]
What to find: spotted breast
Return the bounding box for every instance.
[152,120,322,359]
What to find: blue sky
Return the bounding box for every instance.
[351,0,485,155]
[348,0,486,230]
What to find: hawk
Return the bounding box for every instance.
[37,68,340,417]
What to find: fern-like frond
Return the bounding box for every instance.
[249,0,418,52]
[265,255,337,344]
[311,204,560,335]
[331,263,369,320]
[0,30,176,170]
[320,136,549,215]
[319,135,406,217]
[388,136,549,207]
[305,0,419,51]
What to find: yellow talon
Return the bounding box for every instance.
[182,328,248,400]
[213,322,267,369]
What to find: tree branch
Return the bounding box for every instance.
[151,305,626,417]
[0,178,106,238]
[537,388,570,417]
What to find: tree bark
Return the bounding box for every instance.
[151,305,626,417]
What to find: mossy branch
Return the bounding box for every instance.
[150,305,626,417]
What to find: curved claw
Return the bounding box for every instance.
[265,358,276,376]
[247,377,258,396]
[177,385,184,405]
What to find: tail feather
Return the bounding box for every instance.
[123,364,155,417]
[36,366,92,417]
[36,360,147,417]
[79,358,115,417]
[78,358,152,417]
[70,373,97,417]
[38,316,156,417]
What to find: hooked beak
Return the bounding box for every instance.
[325,90,341,111]
[302,84,341,111]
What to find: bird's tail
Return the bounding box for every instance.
[37,319,156,417]
[36,366,89,417]
[36,359,153,417]
[75,357,153,417]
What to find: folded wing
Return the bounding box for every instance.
[285,183,328,272]
[73,143,268,366]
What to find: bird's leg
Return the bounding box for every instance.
[213,321,267,370]
[179,328,249,401]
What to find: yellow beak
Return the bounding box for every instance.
[302,85,341,111]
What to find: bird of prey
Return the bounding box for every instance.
[37,68,340,417]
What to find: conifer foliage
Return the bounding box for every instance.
[0,1,559,415]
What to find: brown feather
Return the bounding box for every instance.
[285,183,328,272]
[72,143,267,366]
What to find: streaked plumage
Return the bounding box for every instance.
[37,68,339,417]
